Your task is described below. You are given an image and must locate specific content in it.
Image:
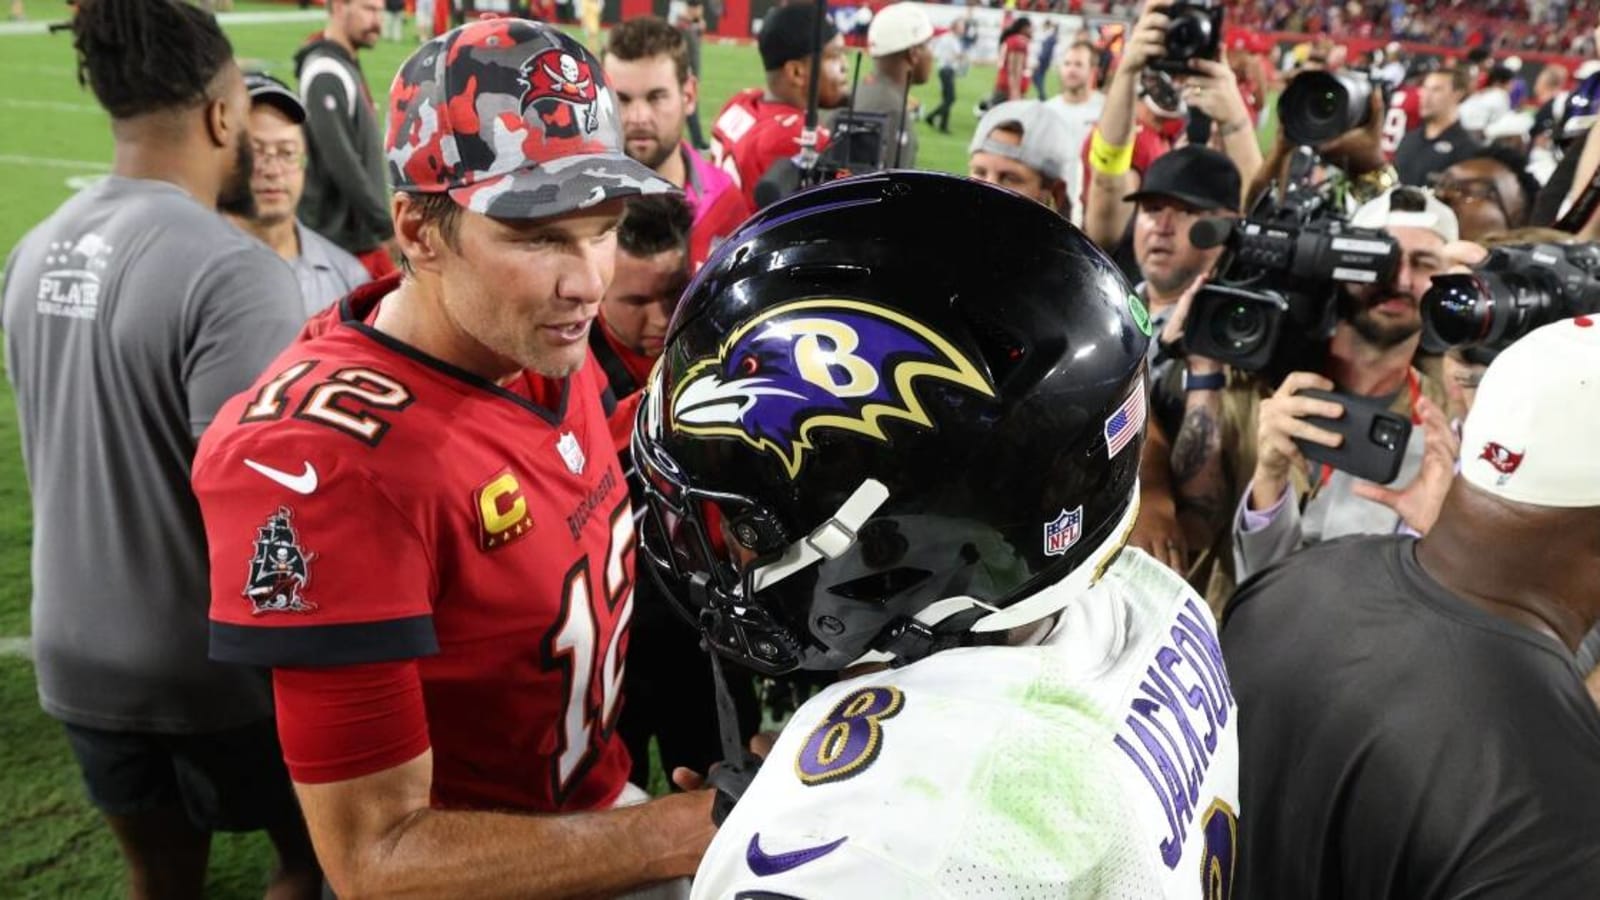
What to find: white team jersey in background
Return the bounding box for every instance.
[691,549,1240,899]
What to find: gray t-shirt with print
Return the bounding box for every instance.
[3,176,302,732]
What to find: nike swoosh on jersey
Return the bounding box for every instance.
[745,833,848,877]
[244,459,319,495]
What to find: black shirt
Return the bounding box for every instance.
[1394,119,1481,187]
[1221,536,1600,900]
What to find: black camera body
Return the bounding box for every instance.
[1423,242,1600,354]
[1278,69,1386,147]
[1183,205,1401,380]
[1151,0,1224,74]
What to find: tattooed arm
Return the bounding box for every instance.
[1171,359,1232,552]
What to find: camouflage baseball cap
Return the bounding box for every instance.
[385,19,675,220]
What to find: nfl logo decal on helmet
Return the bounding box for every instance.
[1044,507,1083,557]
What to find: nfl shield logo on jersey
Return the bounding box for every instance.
[1043,506,1082,557]
[557,431,586,475]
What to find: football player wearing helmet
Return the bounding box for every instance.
[635,171,1240,897]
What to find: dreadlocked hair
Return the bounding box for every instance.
[72,0,235,119]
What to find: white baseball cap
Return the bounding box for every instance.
[1351,185,1460,243]
[868,3,933,57]
[1460,316,1600,508]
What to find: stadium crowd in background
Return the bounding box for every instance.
[8,0,1600,895]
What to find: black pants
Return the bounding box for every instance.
[927,67,957,133]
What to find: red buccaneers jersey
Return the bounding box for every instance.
[196,278,634,813]
[710,88,830,210]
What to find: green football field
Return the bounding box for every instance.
[0,2,1013,894]
[0,2,1277,892]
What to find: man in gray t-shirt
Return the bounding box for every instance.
[834,3,933,169]
[2,1,317,895]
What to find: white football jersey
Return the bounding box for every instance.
[691,549,1240,899]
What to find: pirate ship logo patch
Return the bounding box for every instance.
[243,506,318,615]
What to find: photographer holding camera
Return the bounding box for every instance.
[1082,0,1261,252]
[1222,316,1600,898]
[1230,186,1455,582]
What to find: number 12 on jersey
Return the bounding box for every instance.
[544,502,636,801]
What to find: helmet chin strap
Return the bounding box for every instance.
[702,477,890,825]
[853,484,1143,668]
[749,479,892,592]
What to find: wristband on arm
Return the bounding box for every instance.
[1089,130,1136,177]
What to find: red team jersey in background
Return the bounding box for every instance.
[995,34,1032,97]
[1383,84,1424,159]
[710,88,831,211]
[197,277,634,813]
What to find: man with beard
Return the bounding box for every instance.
[605,18,750,270]
[0,1,314,897]
[295,0,394,277]
[1230,186,1455,582]
[224,73,370,316]
[710,2,848,210]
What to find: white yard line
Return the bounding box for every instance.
[0,636,31,660]
[0,8,324,36]
[0,97,100,114]
[0,153,109,171]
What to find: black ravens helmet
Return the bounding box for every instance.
[633,171,1152,676]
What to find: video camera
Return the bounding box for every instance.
[1423,242,1600,356]
[1182,189,1401,379]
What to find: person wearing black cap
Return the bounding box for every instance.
[224,73,370,316]
[709,2,848,210]
[1122,145,1240,583]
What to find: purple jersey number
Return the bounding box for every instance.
[794,686,904,786]
[1200,798,1237,899]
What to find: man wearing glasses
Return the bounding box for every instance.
[224,74,370,316]
[1432,145,1542,241]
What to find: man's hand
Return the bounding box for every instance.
[1314,86,1388,177]
[1181,58,1251,137]
[1352,396,1459,534]
[1119,2,1171,77]
[1131,485,1187,572]
[1158,275,1222,363]
[1249,372,1343,511]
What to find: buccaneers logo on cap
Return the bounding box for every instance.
[1479,441,1525,484]
[521,48,599,136]
[668,299,995,479]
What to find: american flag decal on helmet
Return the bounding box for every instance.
[1103,381,1146,460]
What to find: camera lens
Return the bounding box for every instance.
[1310,89,1340,121]
[1370,419,1404,450]
[1421,272,1495,347]
[1279,71,1373,146]
[1212,301,1267,352]
[1166,11,1211,60]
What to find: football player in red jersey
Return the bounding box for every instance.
[192,20,714,898]
[710,2,847,210]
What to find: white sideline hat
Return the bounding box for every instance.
[1460,316,1600,508]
